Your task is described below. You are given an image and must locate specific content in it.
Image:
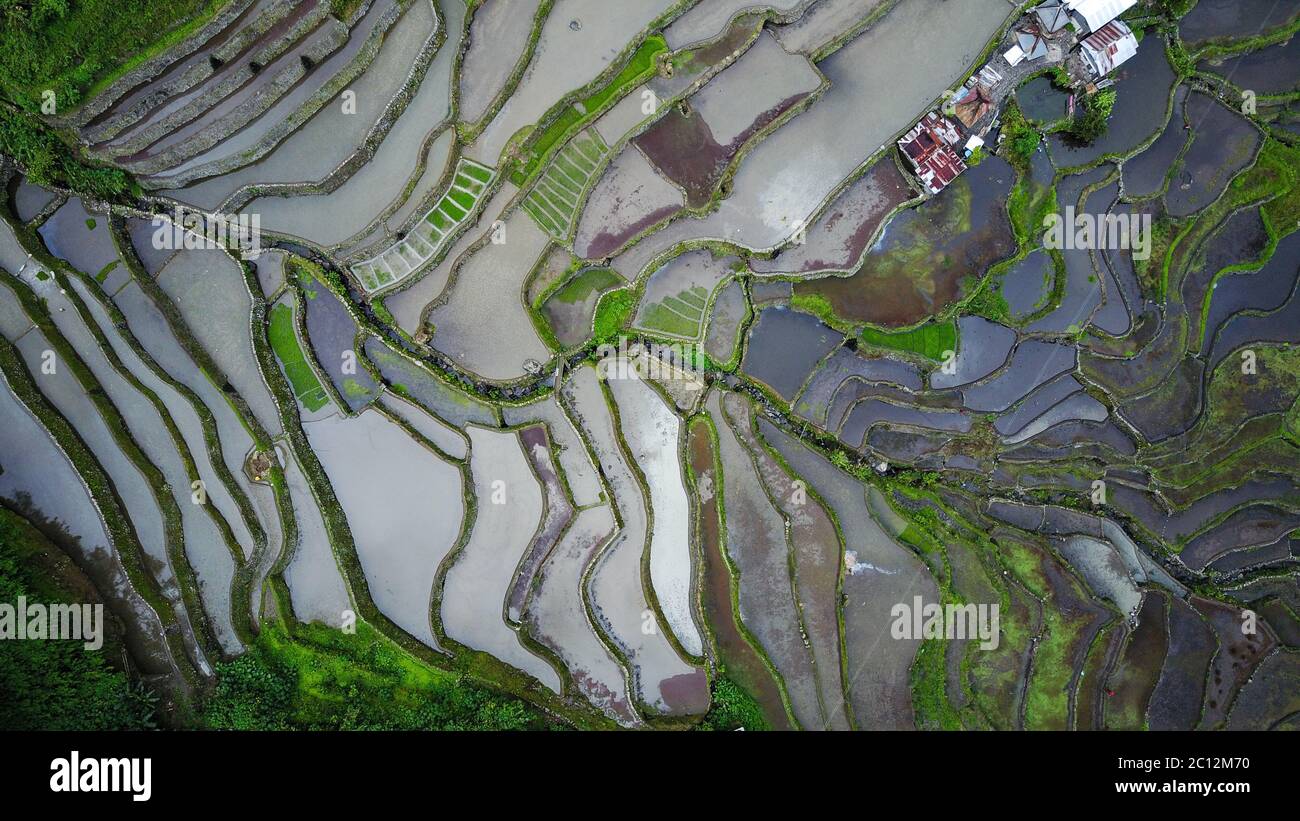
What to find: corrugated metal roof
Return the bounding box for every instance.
[1080,19,1138,75]
[1035,0,1071,33]
[898,111,967,194]
[1065,0,1136,33]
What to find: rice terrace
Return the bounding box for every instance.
[3,0,1300,757]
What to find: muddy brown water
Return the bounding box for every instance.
[795,156,1016,326]
[688,418,792,730]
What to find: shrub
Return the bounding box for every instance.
[1064,89,1117,144]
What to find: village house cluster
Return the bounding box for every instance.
[898,0,1141,194]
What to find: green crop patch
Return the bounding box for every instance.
[269,303,329,412]
[860,320,958,361]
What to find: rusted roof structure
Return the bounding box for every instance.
[954,84,994,128]
[898,111,967,195]
[1080,19,1139,76]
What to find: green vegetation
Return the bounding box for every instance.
[859,320,957,361]
[696,676,769,731]
[1151,0,1194,18]
[268,303,329,412]
[1165,40,1194,77]
[638,286,710,339]
[0,507,156,730]
[522,129,608,237]
[94,259,118,284]
[0,0,226,110]
[0,106,132,199]
[547,266,621,306]
[510,35,666,185]
[203,620,549,730]
[789,291,842,327]
[961,273,1014,325]
[911,639,962,730]
[1064,89,1117,145]
[593,287,637,342]
[999,99,1042,173]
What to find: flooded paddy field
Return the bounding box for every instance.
[1102,592,1168,730]
[608,375,702,656]
[243,1,461,249]
[523,503,638,724]
[0,366,182,680]
[300,274,379,411]
[1147,596,1217,731]
[11,0,1300,733]
[635,249,738,340]
[110,277,285,595]
[574,145,684,261]
[635,31,820,208]
[741,306,841,400]
[1227,651,1300,730]
[1199,232,1300,356]
[703,277,748,363]
[70,277,257,562]
[1120,86,1189,199]
[1165,94,1262,218]
[724,393,850,730]
[441,426,561,692]
[999,249,1054,319]
[473,0,677,164]
[708,391,823,729]
[751,159,913,276]
[155,248,282,436]
[796,157,1016,326]
[165,0,440,210]
[11,178,57,222]
[501,395,604,507]
[1049,44,1176,168]
[1179,0,1300,45]
[32,279,240,656]
[458,0,544,127]
[774,0,888,56]
[145,0,410,183]
[1192,596,1276,728]
[506,425,573,625]
[384,182,519,334]
[563,365,709,715]
[281,451,351,628]
[687,415,792,729]
[37,199,122,286]
[11,326,175,599]
[761,419,935,729]
[363,337,495,427]
[1201,33,1300,95]
[962,340,1077,413]
[305,408,461,651]
[795,347,924,427]
[424,210,552,380]
[664,0,804,50]
[705,0,1013,250]
[379,392,466,459]
[931,316,1015,390]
